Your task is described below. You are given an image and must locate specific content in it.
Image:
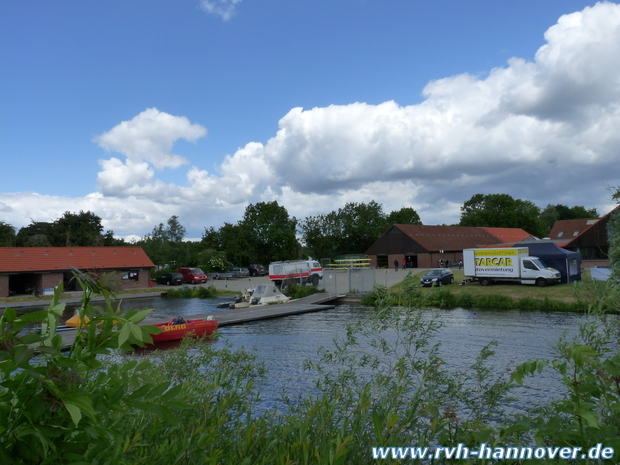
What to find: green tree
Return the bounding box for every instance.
[241,201,298,264]
[386,206,422,225]
[139,216,189,268]
[54,210,105,246]
[336,201,387,254]
[15,212,113,247]
[299,211,341,260]
[102,229,126,246]
[16,221,55,246]
[300,201,422,259]
[0,221,16,247]
[219,222,254,266]
[164,215,186,242]
[459,193,546,237]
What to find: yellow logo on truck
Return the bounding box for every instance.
[475,257,512,266]
[473,248,527,267]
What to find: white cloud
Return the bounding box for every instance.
[94,108,206,170]
[199,0,242,21]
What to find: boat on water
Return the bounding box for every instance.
[149,317,218,343]
[225,284,291,309]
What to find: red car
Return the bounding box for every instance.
[177,267,209,284]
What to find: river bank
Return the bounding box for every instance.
[0,267,603,312]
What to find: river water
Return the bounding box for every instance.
[18,296,611,413]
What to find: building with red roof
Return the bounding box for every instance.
[365,225,534,269]
[0,247,155,297]
[544,206,619,266]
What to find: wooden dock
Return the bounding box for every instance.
[57,293,344,348]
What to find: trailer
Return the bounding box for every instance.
[463,248,561,287]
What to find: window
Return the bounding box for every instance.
[573,231,580,237]
[122,270,139,281]
[557,232,564,238]
[523,260,536,270]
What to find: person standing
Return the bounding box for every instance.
[394,259,399,271]
[402,258,406,270]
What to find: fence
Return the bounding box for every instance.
[321,268,377,295]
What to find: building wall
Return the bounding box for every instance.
[581,259,610,268]
[0,275,9,298]
[0,269,153,298]
[369,252,463,269]
[38,272,64,294]
[116,268,152,291]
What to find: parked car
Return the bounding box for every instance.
[420,268,454,287]
[177,267,209,284]
[247,264,267,277]
[232,267,250,278]
[155,272,184,286]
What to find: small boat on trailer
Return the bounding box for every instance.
[149,317,218,343]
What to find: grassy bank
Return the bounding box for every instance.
[0,285,238,305]
[374,269,609,312]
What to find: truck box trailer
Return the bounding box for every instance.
[463,248,561,287]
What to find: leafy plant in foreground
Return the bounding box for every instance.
[0,270,183,464]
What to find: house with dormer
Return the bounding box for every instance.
[546,206,619,266]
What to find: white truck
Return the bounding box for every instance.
[463,248,561,287]
[269,259,323,287]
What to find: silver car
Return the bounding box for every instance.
[231,267,250,278]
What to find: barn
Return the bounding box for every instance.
[365,225,533,269]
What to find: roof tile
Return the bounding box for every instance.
[0,247,154,273]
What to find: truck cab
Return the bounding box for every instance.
[519,257,561,286]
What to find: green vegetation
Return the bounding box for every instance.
[459,194,599,237]
[2,261,620,463]
[1,192,618,463]
[15,210,120,247]
[299,201,422,259]
[371,269,610,312]
[165,285,218,299]
[0,269,178,463]
[281,280,322,300]
[1,196,603,267]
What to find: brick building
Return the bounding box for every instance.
[546,206,619,267]
[0,247,155,297]
[365,225,533,269]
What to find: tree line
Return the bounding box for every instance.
[0,194,600,270]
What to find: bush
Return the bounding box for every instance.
[282,280,321,299]
[165,285,217,299]
[0,269,179,463]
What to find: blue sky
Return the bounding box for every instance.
[1,0,619,240]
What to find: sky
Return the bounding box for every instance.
[2,0,620,241]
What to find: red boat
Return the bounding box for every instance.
[149,317,218,343]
